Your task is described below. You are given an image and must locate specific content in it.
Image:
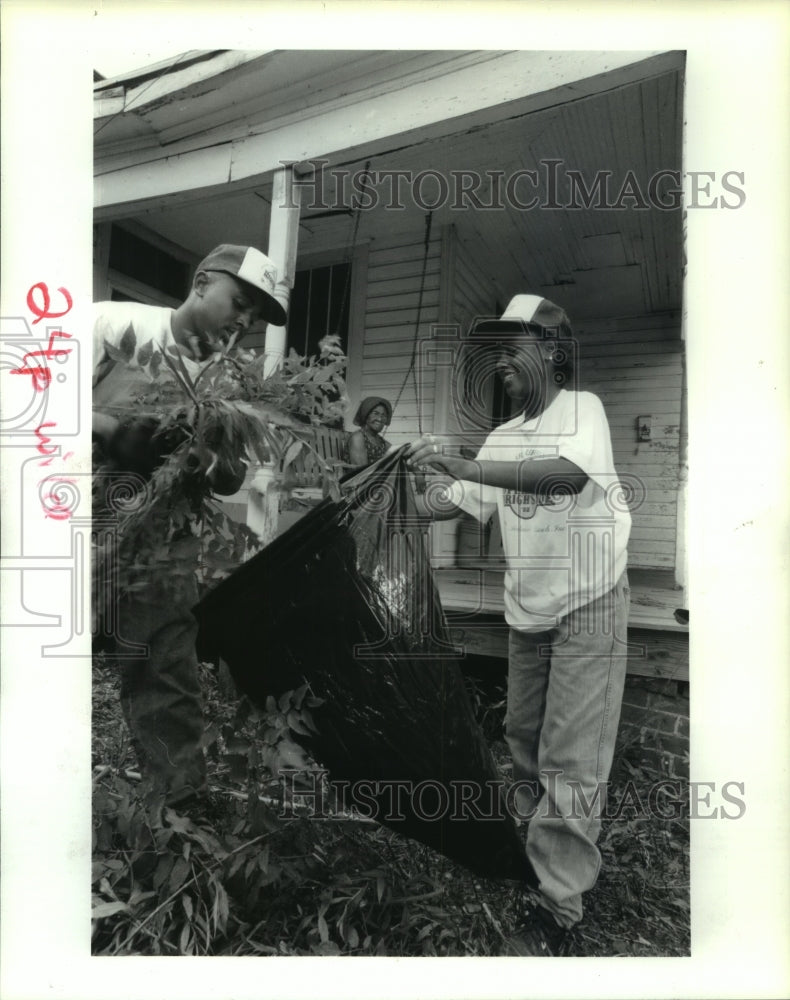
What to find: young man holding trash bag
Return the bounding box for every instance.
[92,244,287,810]
[407,294,631,956]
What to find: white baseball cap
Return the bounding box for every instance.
[196,244,287,325]
[474,294,572,337]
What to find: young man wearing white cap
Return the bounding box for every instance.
[408,294,631,955]
[93,245,286,809]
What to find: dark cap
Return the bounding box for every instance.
[353,396,392,427]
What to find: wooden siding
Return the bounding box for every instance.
[356,231,685,574]
[357,233,443,442]
[446,230,500,443]
[438,309,684,574]
[433,229,499,563]
[575,314,683,571]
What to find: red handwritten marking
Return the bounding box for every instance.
[12,282,77,518]
[40,477,77,521]
[35,422,59,456]
[20,330,73,364]
[10,331,72,391]
[26,283,73,325]
[9,365,52,391]
[43,501,74,521]
[35,424,75,469]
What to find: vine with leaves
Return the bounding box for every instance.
[93,338,349,599]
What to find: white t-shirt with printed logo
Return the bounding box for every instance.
[447,390,631,631]
[92,301,203,409]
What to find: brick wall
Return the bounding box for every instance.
[617,676,689,779]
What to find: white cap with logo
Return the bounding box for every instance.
[473,294,572,338]
[196,244,287,326]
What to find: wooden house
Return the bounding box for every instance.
[93,49,688,683]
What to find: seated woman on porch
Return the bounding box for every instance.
[347,396,394,468]
[347,396,426,493]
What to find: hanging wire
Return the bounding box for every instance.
[392,210,433,436]
[332,159,370,340]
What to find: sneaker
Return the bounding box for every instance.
[505,905,570,957]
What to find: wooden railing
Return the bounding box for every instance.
[281,425,351,489]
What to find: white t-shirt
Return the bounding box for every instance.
[447,390,631,631]
[92,301,203,409]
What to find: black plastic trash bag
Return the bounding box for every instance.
[196,447,534,883]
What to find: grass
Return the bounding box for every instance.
[91,656,690,957]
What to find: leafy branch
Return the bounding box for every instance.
[94,343,349,595]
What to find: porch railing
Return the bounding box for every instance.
[282,425,351,489]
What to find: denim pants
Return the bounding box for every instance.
[115,535,207,807]
[506,572,630,927]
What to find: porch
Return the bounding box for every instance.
[435,566,688,682]
[93,49,689,685]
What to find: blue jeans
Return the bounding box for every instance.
[506,572,630,927]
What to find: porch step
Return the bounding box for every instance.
[434,565,688,634]
[442,612,688,682]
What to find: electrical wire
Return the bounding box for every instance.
[392,210,433,436]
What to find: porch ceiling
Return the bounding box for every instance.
[116,59,683,323]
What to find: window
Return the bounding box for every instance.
[287,261,352,357]
[101,224,191,307]
[108,225,190,301]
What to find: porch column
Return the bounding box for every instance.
[263,167,301,376]
[247,166,301,543]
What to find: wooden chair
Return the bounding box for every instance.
[282,425,351,492]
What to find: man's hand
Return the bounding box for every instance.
[194,423,247,496]
[406,434,475,481]
[205,455,247,496]
[106,415,165,477]
[100,410,247,495]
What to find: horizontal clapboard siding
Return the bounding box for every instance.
[576,316,682,569]
[448,233,499,438]
[454,239,498,333]
[359,234,443,442]
[355,232,683,574]
[433,231,499,560]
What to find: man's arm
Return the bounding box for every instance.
[407,435,588,495]
[412,488,464,521]
[93,410,120,449]
[347,430,368,468]
[462,456,587,494]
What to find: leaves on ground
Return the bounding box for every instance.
[92,658,689,957]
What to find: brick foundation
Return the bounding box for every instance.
[616,676,689,779]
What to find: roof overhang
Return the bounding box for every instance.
[94,49,683,221]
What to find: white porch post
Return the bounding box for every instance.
[263,168,301,377]
[247,166,301,543]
